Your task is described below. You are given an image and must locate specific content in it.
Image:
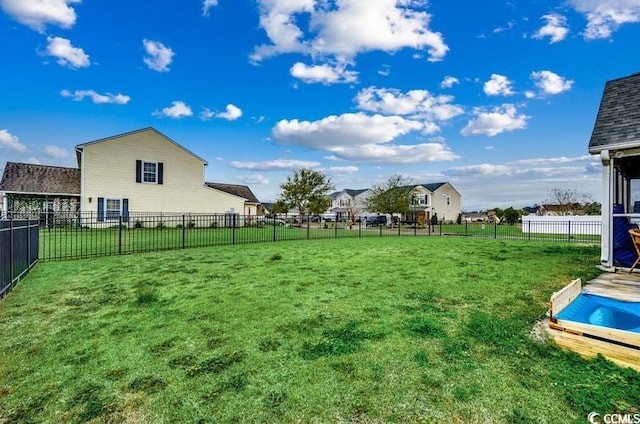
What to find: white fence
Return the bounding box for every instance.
[521,215,601,236]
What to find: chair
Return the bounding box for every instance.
[628,229,640,273]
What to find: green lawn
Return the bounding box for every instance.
[1,237,637,423]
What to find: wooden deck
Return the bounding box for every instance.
[545,273,640,373]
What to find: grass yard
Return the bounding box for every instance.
[1,237,638,423]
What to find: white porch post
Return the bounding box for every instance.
[600,150,613,267]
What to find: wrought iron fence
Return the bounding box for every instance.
[3,211,602,262]
[0,218,39,297]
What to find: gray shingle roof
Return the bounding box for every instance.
[205,182,260,203]
[418,182,446,192]
[0,162,80,195]
[589,73,640,152]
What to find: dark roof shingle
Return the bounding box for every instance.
[589,73,640,152]
[205,182,260,203]
[0,162,80,195]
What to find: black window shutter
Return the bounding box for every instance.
[97,197,104,221]
[158,162,163,185]
[122,198,129,222]
[136,160,142,183]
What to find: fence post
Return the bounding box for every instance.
[397,219,401,236]
[9,217,14,289]
[307,216,310,240]
[118,215,123,255]
[233,214,237,245]
[493,221,497,239]
[335,213,338,238]
[272,216,276,242]
[359,219,362,238]
[465,220,468,236]
[182,215,186,249]
[528,220,531,241]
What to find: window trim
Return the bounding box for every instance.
[104,198,123,221]
[142,161,158,184]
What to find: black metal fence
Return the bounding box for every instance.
[0,219,39,298]
[3,211,602,262]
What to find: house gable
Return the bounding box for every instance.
[76,128,244,214]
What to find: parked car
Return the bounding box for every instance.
[259,216,287,226]
[366,215,388,227]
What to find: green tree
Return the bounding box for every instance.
[583,202,601,215]
[365,175,415,216]
[502,207,520,225]
[268,199,289,214]
[278,168,334,219]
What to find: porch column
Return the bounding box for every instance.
[600,150,613,267]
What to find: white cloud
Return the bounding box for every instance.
[217,104,243,121]
[290,62,358,84]
[60,89,130,104]
[483,74,515,96]
[202,0,218,16]
[533,14,569,43]
[201,104,243,121]
[236,174,270,185]
[251,0,448,63]
[0,129,27,152]
[45,36,90,69]
[272,112,458,163]
[569,0,640,39]
[441,76,459,89]
[320,166,359,175]
[143,39,174,72]
[153,101,193,119]
[524,90,536,99]
[26,157,41,165]
[461,104,529,137]
[229,159,321,171]
[493,20,515,33]
[531,70,573,95]
[0,0,79,31]
[354,87,464,122]
[44,145,70,158]
[442,155,602,209]
[273,113,424,149]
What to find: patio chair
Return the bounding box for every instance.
[628,229,640,273]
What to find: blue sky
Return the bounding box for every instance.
[1,0,639,210]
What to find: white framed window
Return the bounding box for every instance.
[143,161,158,183]
[105,198,122,220]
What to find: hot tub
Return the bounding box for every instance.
[555,292,640,333]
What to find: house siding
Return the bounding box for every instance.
[79,129,244,214]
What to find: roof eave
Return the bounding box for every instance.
[589,140,640,154]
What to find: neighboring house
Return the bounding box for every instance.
[588,72,640,269]
[536,203,584,216]
[327,182,462,224]
[328,189,370,220]
[0,162,81,222]
[407,182,462,224]
[1,128,261,223]
[463,212,487,223]
[204,182,263,216]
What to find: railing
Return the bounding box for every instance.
[3,211,602,262]
[0,218,39,298]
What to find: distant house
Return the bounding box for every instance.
[204,182,263,217]
[407,183,461,224]
[0,162,81,222]
[1,128,261,221]
[327,182,461,224]
[327,188,370,220]
[536,203,585,216]
[588,72,640,269]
